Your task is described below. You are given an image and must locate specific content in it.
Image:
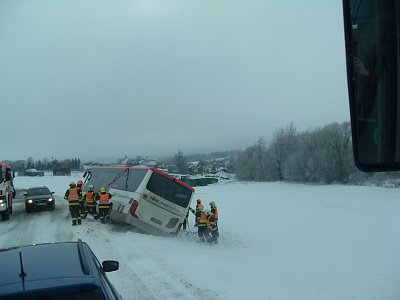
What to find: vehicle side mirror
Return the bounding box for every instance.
[51,192,55,194]
[102,260,119,272]
[343,0,400,171]
[23,193,27,197]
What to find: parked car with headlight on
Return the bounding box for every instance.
[23,186,55,213]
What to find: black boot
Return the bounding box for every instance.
[78,219,82,225]
[72,220,77,226]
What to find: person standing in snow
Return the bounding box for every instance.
[207,201,219,244]
[96,187,112,223]
[190,205,208,242]
[64,182,82,226]
[189,204,201,227]
[189,199,204,227]
[82,184,98,220]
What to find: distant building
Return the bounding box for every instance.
[53,168,71,176]
[138,159,157,167]
[22,169,45,176]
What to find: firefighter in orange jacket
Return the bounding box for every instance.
[64,182,82,226]
[188,199,204,227]
[82,184,98,220]
[190,205,209,242]
[96,187,112,223]
[208,201,219,244]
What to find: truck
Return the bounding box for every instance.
[0,163,15,221]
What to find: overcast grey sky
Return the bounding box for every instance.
[0,0,349,162]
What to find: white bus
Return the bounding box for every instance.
[82,166,195,236]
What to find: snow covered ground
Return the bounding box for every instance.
[1,174,400,300]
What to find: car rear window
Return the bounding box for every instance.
[27,188,50,196]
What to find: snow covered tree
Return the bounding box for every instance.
[234,138,271,181]
[267,123,297,180]
[174,150,188,174]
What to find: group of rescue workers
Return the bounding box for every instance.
[186,199,219,245]
[64,180,113,226]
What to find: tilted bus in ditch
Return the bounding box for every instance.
[82,165,195,236]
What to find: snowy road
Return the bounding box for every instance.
[2,175,400,300]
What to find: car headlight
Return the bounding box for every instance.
[27,199,33,204]
[0,199,3,204]
[48,198,53,202]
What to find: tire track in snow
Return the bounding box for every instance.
[111,233,218,300]
[74,221,157,300]
[129,247,218,300]
[80,221,217,300]
[0,196,73,248]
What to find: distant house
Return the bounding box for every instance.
[138,159,157,167]
[53,168,71,176]
[23,169,44,176]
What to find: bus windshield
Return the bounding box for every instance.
[86,167,148,192]
[146,172,192,208]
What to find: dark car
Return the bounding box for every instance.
[0,239,122,299]
[23,186,55,213]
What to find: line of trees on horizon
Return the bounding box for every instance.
[7,157,82,172]
[233,122,400,185]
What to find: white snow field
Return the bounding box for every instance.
[1,174,400,300]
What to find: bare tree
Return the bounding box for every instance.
[234,138,270,181]
[267,123,297,180]
[174,150,188,174]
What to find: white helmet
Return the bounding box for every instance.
[210,201,216,207]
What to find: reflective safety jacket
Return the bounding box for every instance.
[211,207,219,221]
[64,188,81,206]
[83,191,97,206]
[207,214,218,231]
[197,212,208,227]
[96,192,112,208]
[189,207,203,226]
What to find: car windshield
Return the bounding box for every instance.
[27,188,50,196]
